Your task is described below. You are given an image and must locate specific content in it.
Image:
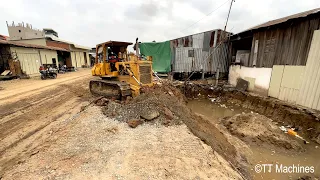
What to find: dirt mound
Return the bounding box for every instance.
[221,113,304,151]
[102,83,188,126]
[102,83,251,178]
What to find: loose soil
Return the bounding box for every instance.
[187,98,320,180]
[0,70,93,176]
[1,106,242,180]
[3,75,319,180]
[222,113,303,151]
[102,82,251,178]
[0,75,244,179]
[181,83,320,144]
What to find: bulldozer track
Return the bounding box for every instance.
[89,80,132,100]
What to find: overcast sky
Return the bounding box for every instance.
[0,0,319,47]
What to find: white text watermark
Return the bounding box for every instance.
[254,164,315,174]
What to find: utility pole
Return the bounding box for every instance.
[223,0,235,34]
[216,0,235,86]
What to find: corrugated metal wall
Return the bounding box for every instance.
[70,51,88,68]
[267,30,320,111]
[40,49,58,65]
[171,29,229,73]
[268,65,305,104]
[297,30,320,110]
[10,47,58,75]
[210,43,230,73]
[174,47,192,72]
[249,15,320,68]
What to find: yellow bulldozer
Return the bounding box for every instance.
[90,40,153,99]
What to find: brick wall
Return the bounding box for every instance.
[46,40,70,50]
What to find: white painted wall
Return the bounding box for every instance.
[229,65,272,94]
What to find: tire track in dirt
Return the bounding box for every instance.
[0,76,93,175]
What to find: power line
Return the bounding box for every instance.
[181,0,231,32]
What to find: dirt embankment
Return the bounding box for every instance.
[100,82,251,179]
[181,83,320,144]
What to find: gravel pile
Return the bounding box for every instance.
[102,83,191,127]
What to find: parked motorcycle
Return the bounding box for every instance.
[58,65,67,74]
[39,66,58,80]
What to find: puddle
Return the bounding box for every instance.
[187,98,320,180]
[250,145,320,180]
[187,98,251,119]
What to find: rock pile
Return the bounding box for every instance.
[102,82,189,128]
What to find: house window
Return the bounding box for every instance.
[265,38,275,53]
[18,30,21,33]
[188,50,194,57]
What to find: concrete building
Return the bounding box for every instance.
[229,8,320,111]
[6,21,90,68]
[7,22,44,40]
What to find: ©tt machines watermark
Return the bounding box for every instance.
[254,164,315,174]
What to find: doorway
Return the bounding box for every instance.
[84,52,88,66]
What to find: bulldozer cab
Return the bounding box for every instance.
[91,40,153,98]
[96,41,132,63]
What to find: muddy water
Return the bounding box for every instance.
[187,99,320,180]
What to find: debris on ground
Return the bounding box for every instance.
[95,97,109,106]
[102,83,187,126]
[221,113,304,151]
[280,126,310,144]
[140,109,160,121]
[127,119,144,128]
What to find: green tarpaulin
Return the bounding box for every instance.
[139,41,171,73]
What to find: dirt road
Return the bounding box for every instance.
[0,69,91,104]
[0,70,242,179]
[2,106,241,179]
[0,69,93,176]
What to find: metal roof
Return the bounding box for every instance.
[0,39,68,51]
[97,41,133,47]
[170,29,224,41]
[243,8,320,32]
